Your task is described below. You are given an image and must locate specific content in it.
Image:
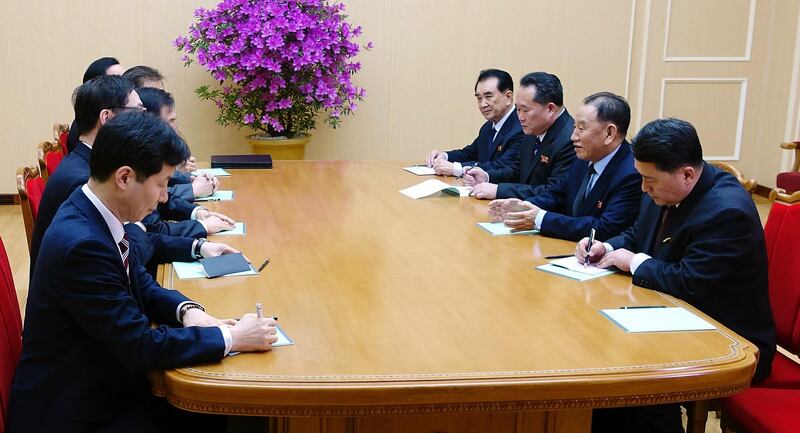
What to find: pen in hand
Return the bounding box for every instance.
[256,302,263,319]
[584,228,596,269]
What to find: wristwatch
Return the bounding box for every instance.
[194,238,207,259]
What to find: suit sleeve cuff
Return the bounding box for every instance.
[191,206,205,220]
[534,210,546,230]
[630,253,652,275]
[218,326,233,356]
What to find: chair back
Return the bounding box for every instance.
[764,201,800,354]
[0,234,21,432]
[16,165,44,253]
[36,141,63,183]
[711,162,757,193]
[53,123,70,155]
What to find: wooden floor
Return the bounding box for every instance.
[0,195,777,433]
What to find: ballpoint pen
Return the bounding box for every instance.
[545,254,573,259]
[257,258,271,272]
[255,302,263,319]
[620,306,667,309]
[584,228,595,269]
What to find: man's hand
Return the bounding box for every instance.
[229,313,279,352]
[198,214,235,234]
[432,159,454,176]
[426,150,447,167]
[488,198,527,222]
[462,166,489,186]
[182,308,227,328]
[192,173,217,197]
[200,242,240,258]
[501,201,538,232]
[575,237,608,264]
[471,182,498,200]
[596,248,635,273]
[184,156,198,173]
[197,209,235,224]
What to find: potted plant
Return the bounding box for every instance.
[175,0,370,159]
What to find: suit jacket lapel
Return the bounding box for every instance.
[522,110,570,183]
[575,143,630,215]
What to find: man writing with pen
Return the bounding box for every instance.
[573,118,776,433]
[424,69,523,177]
[487,92,642,242]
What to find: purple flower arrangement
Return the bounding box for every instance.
[176,0,370,137]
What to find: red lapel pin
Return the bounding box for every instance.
[540,155,549,164]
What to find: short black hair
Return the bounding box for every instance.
[82,57,121,83]
[519,72,563,106]
[583,92,631,135]
[137,87,175,115]
[631,118,704,172]
[474,69,513,93]
[90,112,189,182]
[123,65,165,88]
[73,75,135,136]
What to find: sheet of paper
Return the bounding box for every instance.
[193,168,231,177]
[600,307,717,333]
[403,165,436,176]
[536,263,615,281]
[172,261,257,279]
[214,222,246,236]
[194,190,235,202]
[549,256,612,275]
[477,222,539,236]
[399,179,471,199]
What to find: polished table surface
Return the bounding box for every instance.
[155,161,756,431]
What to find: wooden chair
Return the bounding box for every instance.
[711,162,756,193]
[0,234,21,433]
[16,165,45,253]
[36,140,64,183]
[52,122,70,155]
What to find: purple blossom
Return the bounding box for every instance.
[177,0,371,135]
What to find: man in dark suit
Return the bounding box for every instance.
[30,76,237,273]
[9,113,279,433]
[465,71,575,200]
[578,118,776,433]
[425,69,523,177]
[487,92,641,241]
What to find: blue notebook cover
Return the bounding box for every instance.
[199,253,252,278]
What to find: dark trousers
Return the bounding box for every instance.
[592,403,684,433]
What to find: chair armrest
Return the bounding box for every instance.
[770,188,800,203]
[780,142,799,150]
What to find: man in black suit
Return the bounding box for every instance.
[464,72,575,199]
[9,113,278,433]
[578,118,776,433]
[425,69,523,177]
[488,92,641,241]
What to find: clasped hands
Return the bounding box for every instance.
[182,309,279,352]
[488,198,539,232]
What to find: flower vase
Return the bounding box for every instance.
[247,133,311,160]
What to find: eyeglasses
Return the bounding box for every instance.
[110,106,147,113]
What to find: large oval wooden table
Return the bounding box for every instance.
[154,161,756,433]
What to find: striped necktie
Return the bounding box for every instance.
[118,234,130,277]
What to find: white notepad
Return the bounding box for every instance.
[194,190,235,201]
[477,222,539,236]
[228,325,294,356]
[403,165,436,176]
[536,256,616,281]
[600,307,717,332]
[213,222,246,236]
[172,261,257,279]
[399,179,472,199]
[192,168,231,177]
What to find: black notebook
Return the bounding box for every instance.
[199,253,252,278]
[211,154,273,169]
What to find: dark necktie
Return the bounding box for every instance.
[532,136,542,157]
[118,234,130,277]
[491,127,498,143]
[572,164,596,215]
[653,206,674,253]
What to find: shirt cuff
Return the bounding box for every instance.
[630,253,652,275]
[191,239,199,259]
[134,221,147,232]
[218,325,233,356]
[603,243,614,254]
[453,162,463,177]
[534,209,546,230]
[190,206,206,220]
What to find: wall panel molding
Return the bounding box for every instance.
[659,78,748,160]
[662,0,756,62]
